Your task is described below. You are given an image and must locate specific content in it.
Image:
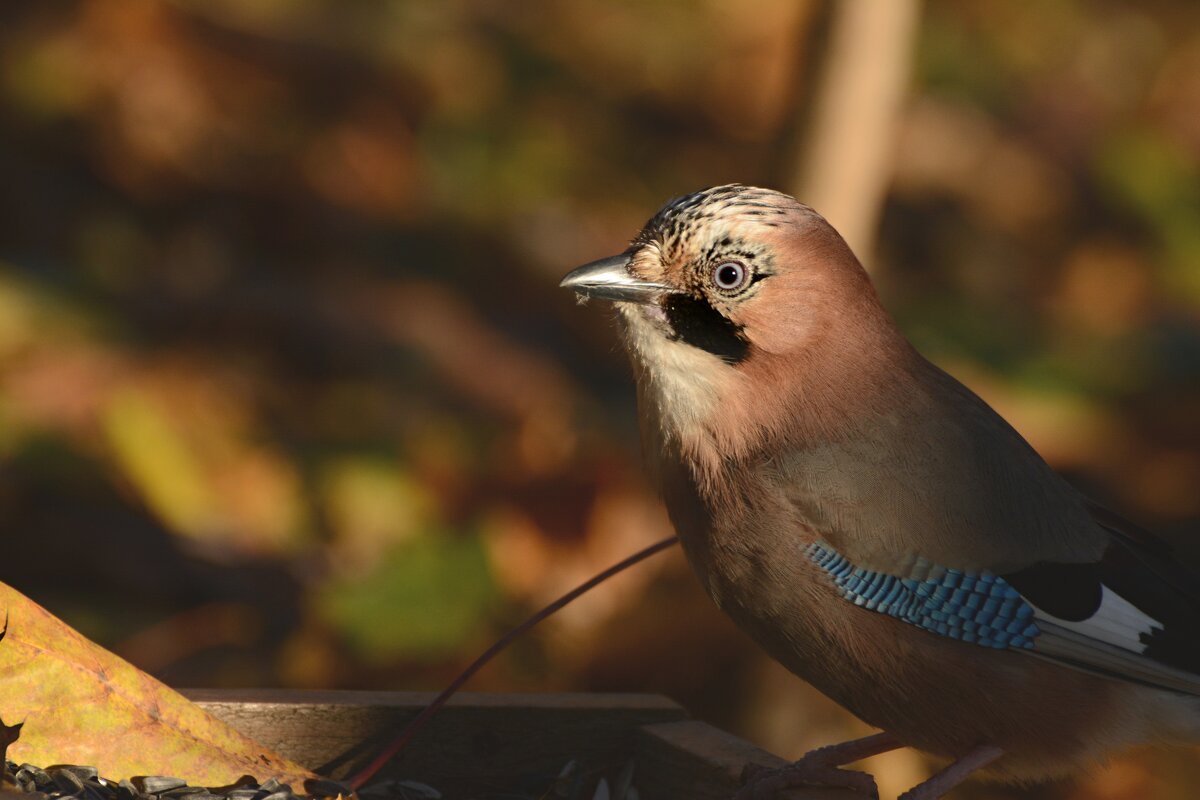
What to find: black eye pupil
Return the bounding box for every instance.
[716,263,743,289]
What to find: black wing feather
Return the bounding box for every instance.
[1089,504,1200,675]
[998,503,1200,691]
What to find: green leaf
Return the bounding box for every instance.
[319,530,498,662]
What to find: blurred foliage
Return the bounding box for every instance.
[2,1,1200,798]
[320,527,497,663]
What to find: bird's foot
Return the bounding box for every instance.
[736,757,879,800]
[733,732,900,799]
[895,744,1003,800]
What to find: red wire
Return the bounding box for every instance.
[346,535,679,790]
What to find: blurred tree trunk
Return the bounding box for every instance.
[758,3,928,786]
[791,0,923,268]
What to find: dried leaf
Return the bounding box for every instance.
[0,716,20,767]
[0,581,314,786]
[0,615,21,769]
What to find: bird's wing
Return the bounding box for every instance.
[788,359,1200,694]
[1005,503,1200,694]
[804,510,1200,695]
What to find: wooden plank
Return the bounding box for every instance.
[635,720,870,800]
[186,689,866,799]
[187,689,686,798]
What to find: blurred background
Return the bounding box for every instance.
[2,1,1200,797]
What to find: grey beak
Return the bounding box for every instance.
[559,254,670,304]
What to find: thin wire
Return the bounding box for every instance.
[345,535,680,790]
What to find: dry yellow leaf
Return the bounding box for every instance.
[0,582,315,787]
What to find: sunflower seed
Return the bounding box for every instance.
[17,767,51,791]
[299,781,349,799]
[51,769,85,795]
[136,778,187,795]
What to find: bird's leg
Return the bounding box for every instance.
[736,731,902,799]
[897,745,1004,800]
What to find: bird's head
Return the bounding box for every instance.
[562,184,906,469]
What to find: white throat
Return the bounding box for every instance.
[618,303,731,455]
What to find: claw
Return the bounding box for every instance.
[734,733,901,800]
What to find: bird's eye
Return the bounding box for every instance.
[712,261,749,292]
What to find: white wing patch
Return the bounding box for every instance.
[1033,585,1162,653]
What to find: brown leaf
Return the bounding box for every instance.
[0,614,21,771]
[0,718,20,768]
[0,582,315,786]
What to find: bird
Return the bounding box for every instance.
[559,184,1200,800]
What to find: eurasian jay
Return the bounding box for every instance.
[560,185,1200,799]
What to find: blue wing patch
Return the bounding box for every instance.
[805,542,1040,649]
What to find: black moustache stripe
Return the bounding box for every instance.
[663,294,749,364]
